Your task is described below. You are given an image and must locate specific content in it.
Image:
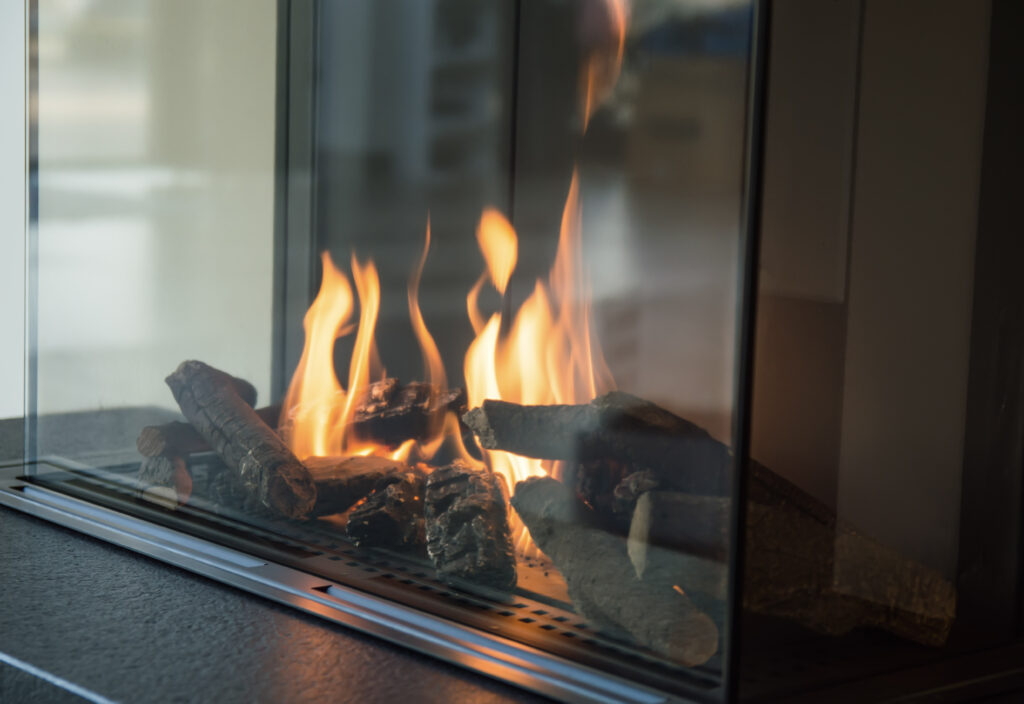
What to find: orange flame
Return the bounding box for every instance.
[278,252,384,459]
[464,193,616,549]
[581,0,629,130]
[477,208,518,295]
[408,217,446,394]
[279,252,354,460]
[280,5,630,560]
[283,225,480,470]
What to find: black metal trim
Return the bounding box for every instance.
[270,0,292,399]
[954,0,1024,645]
[271,0,320,401]
[506,0,523,219]
[725,2,770,702]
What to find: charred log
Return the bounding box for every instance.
[137,406,280,458]
[464,392,731,497]
[351,382,467,446]
[626,482,955,646]
[200,465,272,517]
[136,455,192,508]
[424,462,517,593]
[512,476,719,665]
[346,470,426,550]
[743,499,956,647]
[305,455,411,517]
[165,360,316,518]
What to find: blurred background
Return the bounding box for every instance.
[0,2,25,420]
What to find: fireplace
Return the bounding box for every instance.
[6,0,1024,701]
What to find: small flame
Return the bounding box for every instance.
[476,208,518,295]
[581,0,630,130]
[408,217,447,394]
[279,252,354,460]
[337,256,382,451]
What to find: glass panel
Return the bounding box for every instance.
[307,0,754,695]
[741,0,1002,699]
[29,1,758,700]
[32,0,279,464]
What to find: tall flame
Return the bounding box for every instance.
[279,252,383,459]
[280,2,630,559]
[463,188,616,551]
[279,252,354,460]
[408,217,446,392]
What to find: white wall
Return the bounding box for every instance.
[33,1,278,428]
[0,2,25,420]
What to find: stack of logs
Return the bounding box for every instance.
[138,361,956,669]
[138,361,517,594]
[464,392,957,660]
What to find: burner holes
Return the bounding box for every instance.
[518,618,536,624]
[345,561,359,567]
[574,623,589,630]
[399,579,415,585]
[512,603,527,608]
[561,632,577,638]
[539,625,557,631]
[363,567,378,573]
[497,611,514,617]
[328,556,342,561]
[552,616,569,623]
[418,585,434,592]
[531,609,547,615]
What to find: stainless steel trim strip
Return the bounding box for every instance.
[0,479,689,704]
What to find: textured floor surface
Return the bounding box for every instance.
[0,413,541,704]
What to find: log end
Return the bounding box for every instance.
[426,462,517,592]
[136,426,168,458]
[660,602,720,667]
[511,476,585,528]
[138,455,192,506]
[461,407,498,450]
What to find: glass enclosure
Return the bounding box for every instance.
[14,0,1022,702]
[26,1,756,700]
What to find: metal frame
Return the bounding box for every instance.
[725,2,769,701]
[271,0,319,399]
[0,462,682,704]
[954,0,1024,645]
